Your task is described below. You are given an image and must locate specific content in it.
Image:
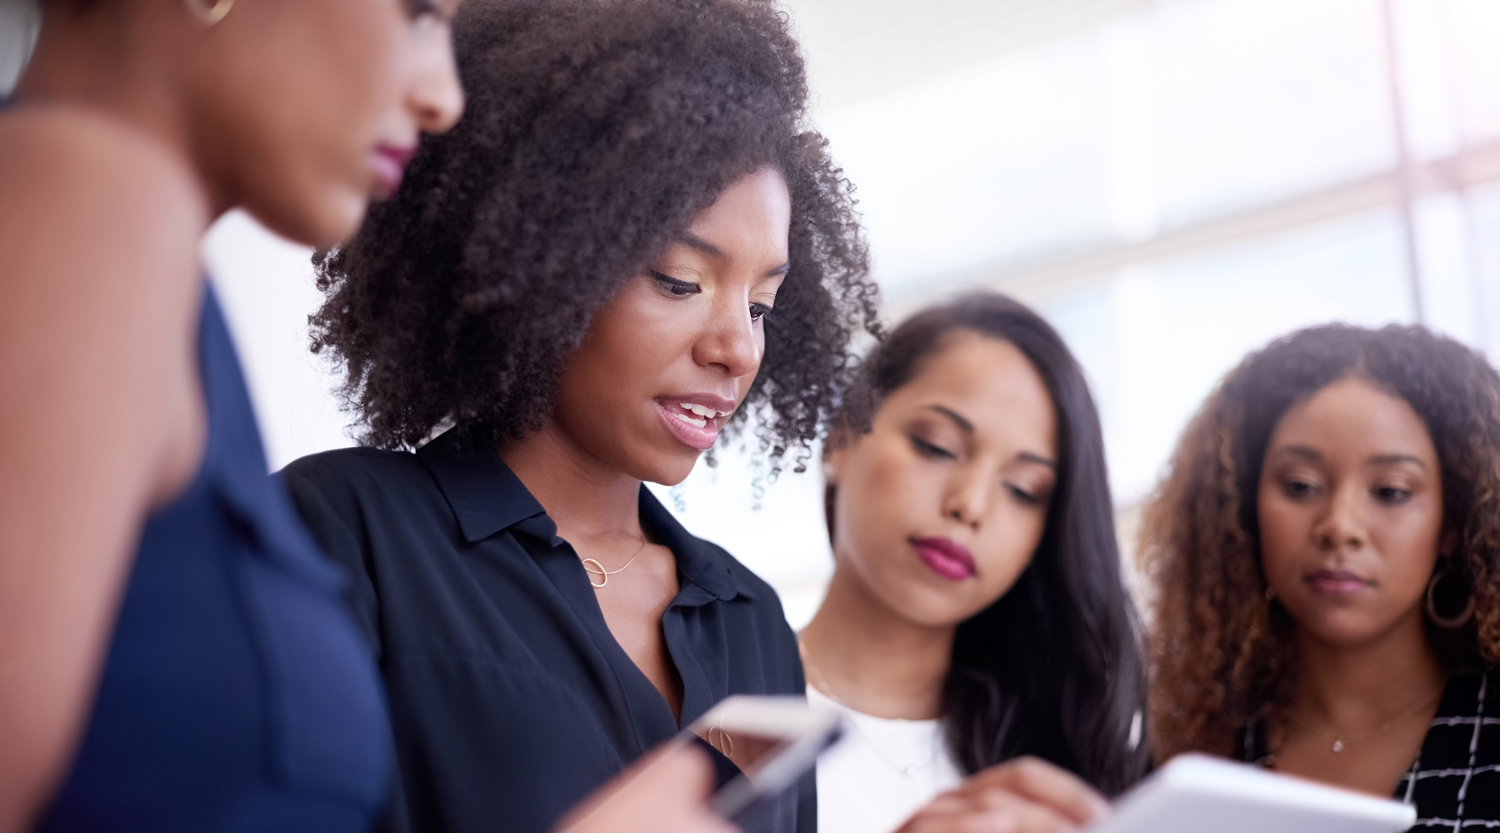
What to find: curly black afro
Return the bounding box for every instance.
[309,0,880,472]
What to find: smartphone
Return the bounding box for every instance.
[686,695,844,827]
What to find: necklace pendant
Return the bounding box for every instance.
[1332,739,1344,752]
[903,764,921,777]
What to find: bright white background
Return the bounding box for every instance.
[6,0,1500,627]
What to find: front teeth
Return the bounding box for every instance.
[671,413,707,429]
[678,402,731,419]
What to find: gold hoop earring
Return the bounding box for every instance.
[184,0,235,27]
[1426,565,1474,629]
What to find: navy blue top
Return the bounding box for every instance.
[282,430,814,833]
[36,287,392,832]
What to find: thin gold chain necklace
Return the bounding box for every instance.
[1284,684,1444,753]
[797,635,941,778]
[579,537,648,589]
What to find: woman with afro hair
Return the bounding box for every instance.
[1142,323,1500,827]
[282,1,879,832]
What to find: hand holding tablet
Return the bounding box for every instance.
[896,751,1414,833]
[1092,754,1415,833]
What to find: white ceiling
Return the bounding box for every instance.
[783,0,1152,113]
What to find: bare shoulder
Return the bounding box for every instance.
[0,105,208,276]
[0,104,208,498]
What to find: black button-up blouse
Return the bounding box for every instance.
[282,430,812,833]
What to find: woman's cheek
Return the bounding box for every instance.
[1257,494,1302,589]
[973,511,1039,601]
[837,441,915,565]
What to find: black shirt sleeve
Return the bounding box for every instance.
[283,460,384,658]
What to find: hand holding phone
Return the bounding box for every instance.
[552,742,736,833]
[687,695,844,826]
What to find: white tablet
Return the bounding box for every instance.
[1093,754,1416,833]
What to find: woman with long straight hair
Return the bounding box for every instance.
[0,2,724,832]
[800,293,1148,833]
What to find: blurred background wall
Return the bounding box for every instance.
[5,0,1500,626]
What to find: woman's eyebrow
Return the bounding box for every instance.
[925,404,974,434]
[1369,453,1427,469]
[1018,451,1057,471]
[1273,444,1322,461]
[681,232,726,260]
[680,233,788,277]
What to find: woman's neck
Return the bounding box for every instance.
[501,423,645,544]
[800,561,954,721]
[1289,607,1447,733]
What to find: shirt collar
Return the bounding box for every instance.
[638,487,755,603]
[417,429,546,543]
[417,429,755,603]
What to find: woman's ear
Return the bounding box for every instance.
[823,426,854,485]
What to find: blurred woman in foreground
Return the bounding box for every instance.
[0,1,460,830]
[1144,324,1500,826]
[802,294,1149,833]
[0,1,724,832]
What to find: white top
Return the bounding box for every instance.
[809,685,965,833]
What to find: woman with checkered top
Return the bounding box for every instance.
[1140,323,1500,829]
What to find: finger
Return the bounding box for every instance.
[997,795,1082,833]
[898,804,1019,833]
[957,757,1108,825]
[555,742,734,833]
[633,740,717,798]
[920,792,977,814]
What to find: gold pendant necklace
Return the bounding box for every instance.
[1286,684,1444,753]
[580,537,648,588]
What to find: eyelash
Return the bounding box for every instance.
[1007,485,1040,506]
[1280,477,1414,505]
[650,271,775,321]
[912,437,1041,504]
[1281,478,1319,500]
[911,436,954,460]
[650,271,701,298]
[1374,484,1413,504]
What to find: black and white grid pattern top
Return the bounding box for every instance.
[1240,672,1500,831]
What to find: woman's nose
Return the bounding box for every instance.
[693,290,762,378]
[943,467,990,529]
[1313,484,1367,551]
[409,30,465,135]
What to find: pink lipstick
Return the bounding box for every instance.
[1304,568,1374,597]
[655,395,736,451]
[911,537,976,582]
[372,143,418,198]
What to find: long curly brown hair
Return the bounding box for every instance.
[1143,323,1500,762]
[309,0,879,469]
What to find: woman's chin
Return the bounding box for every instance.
[245,193,366,251]
[647,461,700,488]
[633,448,703,489]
